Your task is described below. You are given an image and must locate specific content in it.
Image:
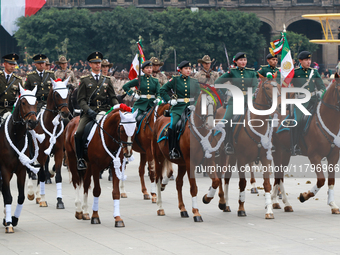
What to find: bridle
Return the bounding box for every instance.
[13,96,37,125]
[44,89,69,115]
[253,79,281,110]
[193,92,215,129]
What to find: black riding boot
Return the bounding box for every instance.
[224,125,234,155]
[168,128,180,159]
[75,135,86,170]
[290,127,301,156]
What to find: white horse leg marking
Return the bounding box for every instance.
[14,204,23,218]
[40,181,45,202]
[5,205,11,223]
[120,180,126,194]
[328,185,339,209]
[162,175,169,186]
[75,185,81,213]
[265,192,274,215]
[279,180,292,207]
[207,186,217,198]
[27,177,34,196]
[271,184,279,204]
[224,183,229,207]
[56,183,62,198]
[36,183,41,200]
[92,196,99,211]
[251,182,257,190]
[113,199,120,217]
[156,181,163,210]
[82,192,89,215]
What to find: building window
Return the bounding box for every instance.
[194,0,209,3]
[85,0,102,4]
[244,0,262,3]
[296,0,313,3]
[138,0,156,3]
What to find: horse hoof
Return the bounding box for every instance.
[82,213,91,220]
[218,203,226,211]
[36,198,41,204]
[180,211,189,218]
[161,185,166,192]
[11,216,18,227]
[237,210,247,217]
[27,194,35,201]
[224,206,231,212]
[299,193,306,203]
[193,216,203,222]
[265,213,274,219]
[151,196,157,204]
[45,178,52,184]
[157,209,165,216]
[75,211,83,220]
[250,188,258,194]
[91,217,101,224]
[284,206,294,212]
[121,193,127,198]
[202,195,210,204]
[143,194,150,200]
[115,220,125,227]
[273,203,281,209]
[56,199,65,209]
[39,201,48,207]
[332,208,340,214]
[5,225,14,233]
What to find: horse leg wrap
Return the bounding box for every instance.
[150,182,156,194]
[40,181,45,195]
[92,197,99,212]
[239,191,245,203]
[56,183,62,198]
[328,185,338,209]
[5,205,11,223]
[113,199,120,217]
[207,186,217,198]
[310,185,320,196]
[192,196,198,209]
[162,176,169,186]
[224,184,229,205]
[14,204,23,218]
[265,192,272,208]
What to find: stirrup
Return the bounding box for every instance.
[224,143,234,155]
[169,149,180,160]
[77,158,87,170]
[291,145,301,156]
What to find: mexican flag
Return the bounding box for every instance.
[280,32,294,87]
[128,54,144,80]
[1,0,46,36]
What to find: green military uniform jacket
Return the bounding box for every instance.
[257,65,281,83]
[292,67,325,98]
[0,71,22,116]
[160,75,200,116]
[77,74,118,115]
[24,70,55,109]
[215,67,258,98]
[123,75,160,113]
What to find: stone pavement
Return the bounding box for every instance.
[1,154,340,255]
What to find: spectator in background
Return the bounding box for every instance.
[218,63,224,74]
[197,63,202,72]
[324,68,331,78]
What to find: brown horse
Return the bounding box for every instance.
[0,85,39,233]
[272,74,340,214]
[216,77,282,219]
[26,78,70,208]
[120,103,173,202]
[152,90,223,222]
[64,106,137,227]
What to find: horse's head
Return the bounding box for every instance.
[195,88,218,130]
[323,72,340,111]
[118,110,138,158]
[256,72,281,113]
[18,84,38,130]
[50,77,71,118]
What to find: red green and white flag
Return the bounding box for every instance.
[128,39,146,80]
[1,0,46,36]
[269,37,284,56]
[280,32,294,87]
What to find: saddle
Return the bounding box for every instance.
[82,120,96,158]
[136,110,147,133]
[301,102,317,136]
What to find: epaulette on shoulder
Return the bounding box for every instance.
[13,74,22,79]
[46,70,54,73]
[260,65,268,67]
[103,75,111,79]
[245,67,255,70]
[27,71,36,75]
[294,67,300,70]
[230,67,237,70]
[80,74,90,79]
[0,70,3,75]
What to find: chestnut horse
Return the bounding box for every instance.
[26,78,70,208]
[272,75,340,214]
[216,77,282,219]
[0,86,39,233]
[152,90,224,222]
[120,103,173,202]
[64,106,137,227]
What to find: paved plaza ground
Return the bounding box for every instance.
[0,154,340,255]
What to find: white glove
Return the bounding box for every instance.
[132,93,140,100]
[153,98,161,104]
[316,91,323,99]
[188,105,195,111]
[170,99,177,106]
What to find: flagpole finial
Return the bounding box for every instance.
[283,24,286,33]
[138,35,142,40]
